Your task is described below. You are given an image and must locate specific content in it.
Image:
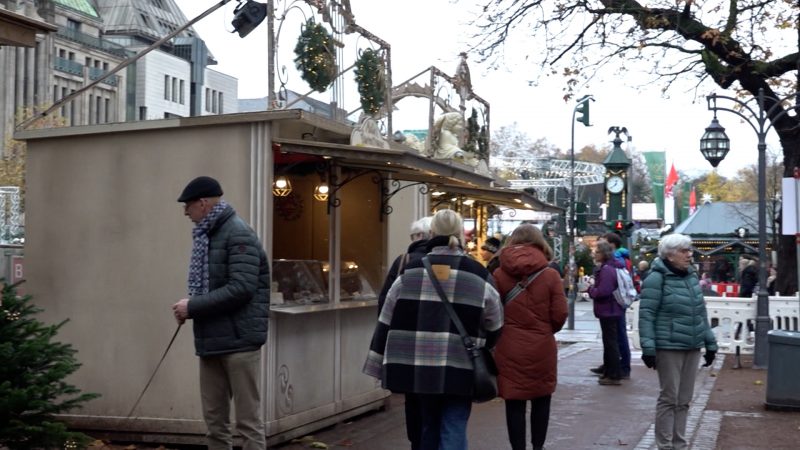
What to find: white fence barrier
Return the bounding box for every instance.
[627,294,800,354]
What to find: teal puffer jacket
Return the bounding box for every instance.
[187,205,270,357]
[638,258,717,356]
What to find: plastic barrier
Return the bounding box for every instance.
[627,295,800,354]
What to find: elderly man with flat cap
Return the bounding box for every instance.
[173,176,269,450]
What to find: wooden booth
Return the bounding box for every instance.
[17,109,552,444]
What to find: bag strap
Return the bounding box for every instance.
[422,257,476,351]
[504,267,547,305]
[398,252,410,275]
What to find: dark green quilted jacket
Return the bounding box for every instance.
[638,257,717,357]
[187,205,270,356]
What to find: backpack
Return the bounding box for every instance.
[613,267,638,308]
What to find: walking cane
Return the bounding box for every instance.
[125,323,183,419]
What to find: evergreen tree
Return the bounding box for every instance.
[0,282,99,449]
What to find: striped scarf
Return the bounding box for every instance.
[187,200,228,296]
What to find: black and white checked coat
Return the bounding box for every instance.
[364,240,503,396]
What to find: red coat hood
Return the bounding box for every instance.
[497,244,549,278]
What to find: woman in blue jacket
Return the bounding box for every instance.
[638,233,718,450]
[587,240,624,385]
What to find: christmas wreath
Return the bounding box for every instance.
[354,48,386,116]
[293,19,336,93]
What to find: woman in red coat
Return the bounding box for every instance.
[492,224,569,450]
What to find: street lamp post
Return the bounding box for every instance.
[701,88,791,368]
[568,95,594,330]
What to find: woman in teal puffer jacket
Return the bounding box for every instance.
[639,233,718,450]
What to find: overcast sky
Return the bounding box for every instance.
[173,0,776,179]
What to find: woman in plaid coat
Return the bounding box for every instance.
[364,209,503,450]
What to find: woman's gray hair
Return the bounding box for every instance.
[430,209,464,249]
[409,216,432,239]
[595,241,615,262]
[658,233,692,258]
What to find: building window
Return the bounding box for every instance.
[205,88,211,111]
[150,0,165,9]
[61,87,68,117]
[218,92,223,114]
[164,75,170,101]
[68,52,75,61]
[139,106,148,120]
[88,94,94,125]
[66,19,80,31]
[179,80,185,105]
[211,90,217,113]
[85,57,91,66]
[171,77,177,102]
[103,62,109,71]
[70,90,76,126]
[105,98,110,123]
[97,97,102,123]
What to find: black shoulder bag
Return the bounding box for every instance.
[422,257,498,403]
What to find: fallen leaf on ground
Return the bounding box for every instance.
[754,380,763,385]
[309,442,328,449]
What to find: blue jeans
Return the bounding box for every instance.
[617,314,631,375]
[418,394,472,450]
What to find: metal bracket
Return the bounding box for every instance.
[380,180,429,219]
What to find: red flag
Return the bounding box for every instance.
[689,186,697,214]
[665,163,679,198]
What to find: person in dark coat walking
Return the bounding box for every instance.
[492,224,568,450]
[172,176,269,450]
[738,255,759,297]
[588,240,624,385]
[376,215,431,450]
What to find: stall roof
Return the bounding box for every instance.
[273,138,561,214]
[0,9,57,47]
[273,138,495,189]
[435,185,562,214]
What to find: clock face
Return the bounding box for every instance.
[606,175,625,194]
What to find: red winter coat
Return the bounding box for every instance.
[492,244,569,400]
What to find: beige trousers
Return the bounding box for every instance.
[654,349,701,450]
[199,349,266,450]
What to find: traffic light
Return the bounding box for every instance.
[614,220,624,232]
[609,220,635,236]
[576,101,590,126]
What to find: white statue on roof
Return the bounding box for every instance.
[431,112,466,161]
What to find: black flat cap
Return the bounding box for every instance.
[177,176,223,202]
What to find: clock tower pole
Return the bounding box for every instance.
[603,127,632,227]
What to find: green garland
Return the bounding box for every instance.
[354,48,386,116]
[294,19,336,93]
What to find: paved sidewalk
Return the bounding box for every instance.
[274,301,800,449]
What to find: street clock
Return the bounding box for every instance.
[603,127,631,223]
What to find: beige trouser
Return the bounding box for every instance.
[200,349,266,450]
[654,349,701,450]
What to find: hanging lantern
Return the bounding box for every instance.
[272,176,292,196]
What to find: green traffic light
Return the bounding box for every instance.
[576,101,590,126]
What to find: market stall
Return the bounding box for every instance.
[17,109,538,444]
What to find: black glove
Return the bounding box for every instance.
[703,350,716,367]
[642,354,657,369]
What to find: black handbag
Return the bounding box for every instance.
[422,257,498,403]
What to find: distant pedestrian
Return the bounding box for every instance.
[639,233,718,450]
[588,233,632,380]
[364,209,503,450]
[638,260,650,282]
[481,236,501,273]
[172,176,269,450]
[587,241,624,385]
[375,215,432,450]
[493,224,568,450]
[738,255,758,297]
